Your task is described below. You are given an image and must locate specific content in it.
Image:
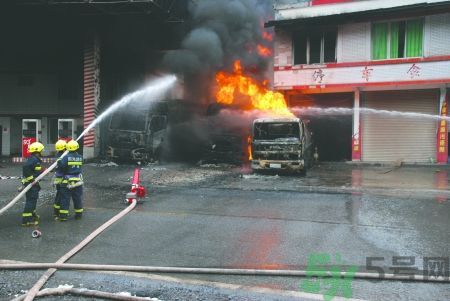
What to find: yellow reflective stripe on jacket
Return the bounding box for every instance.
[21,175,34,184]
[68,162,82,166]
[54,178,63,184]
[59,210,69,214]
[75,209,84,213]
[22,213,33,217]
[34,166,42,171]
[68,177,81,182]
[53,204,60,209]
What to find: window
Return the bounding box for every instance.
[293,28,337,65]
[372,19,423,60]
[253,122,300,140]
[110,109,147,131]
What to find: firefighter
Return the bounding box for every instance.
[53,139,67,217]
[56,140,83,221]
[21,142,45,226]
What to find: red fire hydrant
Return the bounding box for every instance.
[126,168,146,204]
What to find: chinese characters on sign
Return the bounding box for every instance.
[407,63,421,79]
[22,137,36,158]
[313,69,325,84]
[361,66,373,82]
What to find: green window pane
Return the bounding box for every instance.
[406,19,423,57]
[372,23,388,60]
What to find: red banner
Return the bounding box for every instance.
[436,95,448,163]
[22,137,36,158]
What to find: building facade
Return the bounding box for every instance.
[0,1,186,159]
[268,0,450,163]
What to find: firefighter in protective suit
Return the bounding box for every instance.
[56,140,83,221]
[53,139,67,217]
[21,142,45,226]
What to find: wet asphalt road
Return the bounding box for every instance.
[0,162,449,301]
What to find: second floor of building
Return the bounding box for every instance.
[270,1,450,90]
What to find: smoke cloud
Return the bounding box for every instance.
[162,0,274,163]
[163,0,273,76]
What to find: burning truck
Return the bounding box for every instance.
[250,117,313,174]
[212,60,315,173]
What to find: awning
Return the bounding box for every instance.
[266,0,450,27]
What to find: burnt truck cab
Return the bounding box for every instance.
[107,102,168,162]
[251,117,313,173]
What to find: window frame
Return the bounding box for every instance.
[293,27,337,65]
[371,18,424,61]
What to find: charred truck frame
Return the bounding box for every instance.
[250,117,313,174]
[107,102,168,162]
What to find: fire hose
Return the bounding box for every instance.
[13,287,151,301]
[0,151,69,216]
[16,199,137,301]
[12,168,144,301]
[1,262,449,283]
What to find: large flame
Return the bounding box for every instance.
[215,60,293,117]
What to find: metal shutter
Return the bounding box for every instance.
[425,13,450,57]
[362,90,438,163]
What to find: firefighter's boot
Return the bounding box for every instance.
[56,209,69,222]
[21,213,39,227]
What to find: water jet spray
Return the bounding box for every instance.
[0,75,177,216]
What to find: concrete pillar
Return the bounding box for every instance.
[0,117,11,156]
[82,33,101,159]
[352,89,361,161]
[436,87,448,164]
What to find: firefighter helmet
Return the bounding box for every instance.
[66,140,79,151]
[55,139,67,151]
[28,142,45,153]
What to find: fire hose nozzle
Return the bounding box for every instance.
[125,168,147,204]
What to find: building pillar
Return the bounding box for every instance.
[436,87,448,164]
[0,117,11,156]
[82,33,101,159]
[352,89,362,161]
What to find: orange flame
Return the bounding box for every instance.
[215,60,293,117]
[257,44,272,57]
[262,31,273,42]
[247,135,253,161]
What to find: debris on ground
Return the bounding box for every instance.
[242,174,280,180]
[86,161,119,167]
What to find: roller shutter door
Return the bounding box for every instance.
[362,90,438,163]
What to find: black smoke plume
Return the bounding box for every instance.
[163,0,273,81]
